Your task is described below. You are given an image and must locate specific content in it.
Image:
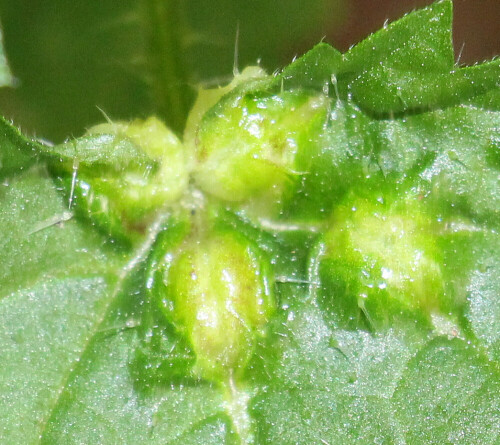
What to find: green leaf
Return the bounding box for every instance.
[1,1,500,443]
[351,57,500,113]
[40,314,238,444]
[0,168,120,294]
[0,168,124,443]
[282,100,500,224]
[464,232,500,363]
[249,295,424,444]
[467,87,500,111]
[343,0,454,75]
[342,0,458,112]
[341,0,499,114]
[0,276,116,444]
[417,106,500,223]
[0,115,41,179]
[0,164,237,443]
[393,337,500,444]
[272,42,343,93]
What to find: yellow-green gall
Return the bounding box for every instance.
[191,88,329,204]
[51,116,189,242]
[87,116,188,218]
[312,194,445,329]
[161,231,274,382]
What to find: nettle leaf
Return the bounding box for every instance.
[418,106,500,223]
[343,0,454,75]
[1,1,500,444]
[39,274,238,444]
[249,293,426,444]
[0,154,237,443]
[393,337,500,444]
[272,43,344,93]
[0,115,42,180]
[0,167,123,443]
[340,0,499,114]
[342,0,456,112]
[467,86,500,111]
[464,232,500,364]
[351,56,500,113]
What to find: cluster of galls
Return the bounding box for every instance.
[53,67,454,384]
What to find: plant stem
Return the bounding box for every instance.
[143,0,193,134]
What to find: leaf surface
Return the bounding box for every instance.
[0,168,123,443]
[0,2,499,444]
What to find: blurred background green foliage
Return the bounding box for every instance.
[0,0,497,142]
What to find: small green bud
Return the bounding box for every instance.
[311,194,445,329]
[190,87,329,206]
[160,230,274,382]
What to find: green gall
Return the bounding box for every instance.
[311,194,445,329]
[191,87,329,205]
[160,230,274,382]
[55,116,188,240]
[184,66,268,151]
[86,116,188,216]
